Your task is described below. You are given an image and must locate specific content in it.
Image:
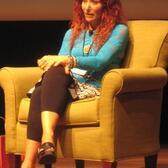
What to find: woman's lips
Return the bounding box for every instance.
[85,13,94,18]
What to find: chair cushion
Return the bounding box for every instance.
[18,97,100,126]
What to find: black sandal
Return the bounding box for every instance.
[38,142,56,164]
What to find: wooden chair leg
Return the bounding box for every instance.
[145,154,157,168]
[45,164,52,168]
[75,159,85,168]
[5,154,21,168]
[102,161,117,168]
[0,136,22,168]
[13,155,22,168]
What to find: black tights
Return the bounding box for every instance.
[27,66,73,142]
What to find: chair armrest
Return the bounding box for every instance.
[98,67,167,157]
[99,67,167,117]
[0,67,43,103]
[0,67,42,152]
[101,67,167,95]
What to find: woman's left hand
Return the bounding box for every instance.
[37,55,71,73]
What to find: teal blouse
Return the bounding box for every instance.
[59,24,129,88]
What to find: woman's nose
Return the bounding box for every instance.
[85,2,91,10]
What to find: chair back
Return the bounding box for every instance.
[123,21,168,69]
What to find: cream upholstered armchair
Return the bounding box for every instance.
[0,20,168,168]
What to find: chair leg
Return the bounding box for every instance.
[145,154,157,168]
[6,154,22,168]
[75,159,85,168]
[5,154,22,168]
[102,161,117,168]
[15,155,22,168]
[45,164,52,168]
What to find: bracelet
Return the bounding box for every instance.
[72,56,77,67]
[68,56,77,69]
[68,56,74,69]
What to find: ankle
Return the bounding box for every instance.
[21,161,34,168]
[42,134,55,144]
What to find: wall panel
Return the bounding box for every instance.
[0,0,168,21]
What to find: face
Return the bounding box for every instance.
[82,0,103,29]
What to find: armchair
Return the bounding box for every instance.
[0,20,168,168]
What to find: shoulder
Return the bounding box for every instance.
[114,24,128,31]
[64,28,73,37]
[112,24,128,35]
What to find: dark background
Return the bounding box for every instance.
[0,21,69,134]
[0,21,168,145]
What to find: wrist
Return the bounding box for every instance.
[68,56,74,69]
[68,56,77,69]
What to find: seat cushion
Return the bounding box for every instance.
[18,97,100,126]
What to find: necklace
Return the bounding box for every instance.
[83,31,94,56]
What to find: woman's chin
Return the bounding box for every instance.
[85,18,95,23]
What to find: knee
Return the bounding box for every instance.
[45,66,65,77]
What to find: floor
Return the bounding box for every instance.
[46,147,168,168]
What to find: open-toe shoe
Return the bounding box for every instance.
[38,142,56,164]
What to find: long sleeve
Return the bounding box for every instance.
[58,29,72,55]
[76,24,128,72]
[59,24,128,72]
[58,24,129,87]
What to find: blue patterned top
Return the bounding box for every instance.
[59,24,129,88]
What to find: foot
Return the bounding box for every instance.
[38,142,56,165]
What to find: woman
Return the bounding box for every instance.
[21,0,128,167]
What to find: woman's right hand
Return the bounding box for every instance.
[37,55,71,74]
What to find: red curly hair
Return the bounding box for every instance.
[70,0,126,51]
